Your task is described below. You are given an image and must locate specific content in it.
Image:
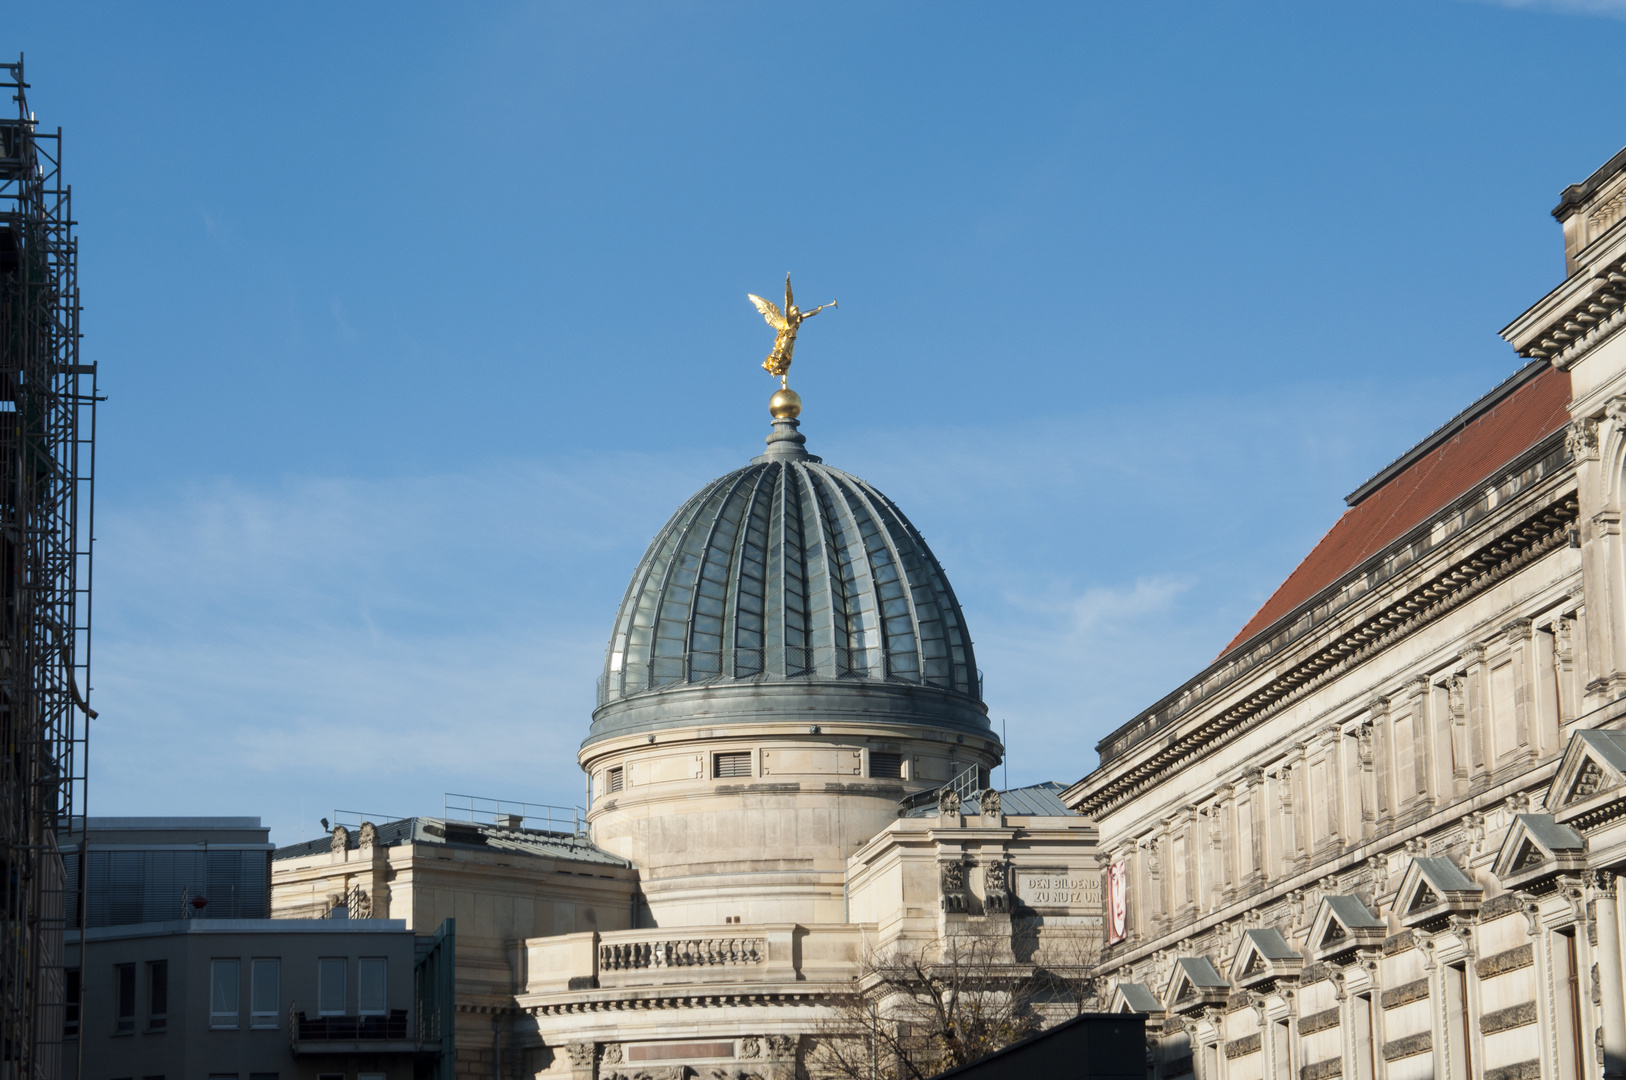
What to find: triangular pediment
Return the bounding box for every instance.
[1164,969,1196,1009]
[1162,957,1227,1013]
[1394,857,1481,928]
[1548,730,1626,817]
[1228,927,1302,988]
[1492,814,1586,888]
[1110,981,1163,1015]
[1306,895,1385,962]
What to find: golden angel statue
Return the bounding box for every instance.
[747,275,836,385]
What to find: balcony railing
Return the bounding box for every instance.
[290,1005,416,1054]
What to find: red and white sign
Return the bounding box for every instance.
[1106,860,1128,944]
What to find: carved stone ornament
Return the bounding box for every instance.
[1588,870,1618,899]
[941,862,967,913]
[330,824,350,853]
[978,788,1001,816]
[984,860,1011,914]
[564,1043,597,1068]
[738,1037,761,1058]
[602,1043,624,1065]
[937,787,961,815]
[1568,417,1602,461]
[764,1034,798,1057]
[358,821,379,848]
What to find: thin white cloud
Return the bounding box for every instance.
[90,378,1479,842]
[1460,0,1626,16]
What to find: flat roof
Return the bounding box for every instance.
[67,918,409,944]
[72,816,264,831]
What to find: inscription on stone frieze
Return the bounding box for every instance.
[1017,870,1101,909]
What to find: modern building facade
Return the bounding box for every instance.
[1066,144,1626,1080]
[64,916,450,1080]
[66,817,276,927]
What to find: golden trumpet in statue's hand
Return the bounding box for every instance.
[748,274,836,387]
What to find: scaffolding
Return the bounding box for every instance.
[0,57,95,1080]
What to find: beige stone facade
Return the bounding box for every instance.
[1065,144,1626,1080]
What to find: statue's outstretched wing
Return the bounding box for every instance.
[748,294,788,330]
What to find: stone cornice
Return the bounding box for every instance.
[1068,480,1578,819]
[1087,434,1572,776]
[521,985,840,1016]
[1502,238,1626,371]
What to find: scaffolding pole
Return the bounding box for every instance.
[0,55,96,1080]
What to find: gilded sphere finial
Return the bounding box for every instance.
[769,387,802,420]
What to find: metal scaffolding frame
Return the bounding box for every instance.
[0,56,95,1080]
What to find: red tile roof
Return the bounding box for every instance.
[1219,363,1573,659]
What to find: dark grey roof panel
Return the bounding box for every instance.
[1517,813,1586,853]
[1575,730,1626,773]
[1243,928,1299,961]
[1114,982,1163,1012]
[1325,895,1384,928]
[1414,857,1479,893]
[993,782,1073,817]
[272,817,631,868]
[1175,956,1227,988]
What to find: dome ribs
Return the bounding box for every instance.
[594,460,987,710]
[866,483,957,690]
[611,477,733,696]
[809,468,877,678]
[776,465,813,677]
[682,473,757,682]
[829,473,923,685]
[723,468,776,679]
[798,463,849,679]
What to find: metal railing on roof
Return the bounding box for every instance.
[331,808,406,829]
[442,793,585,836]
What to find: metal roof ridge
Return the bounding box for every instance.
[1343,360,1549,508]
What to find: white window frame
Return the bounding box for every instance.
[209,959,240,1029]
[250,958,279,1029]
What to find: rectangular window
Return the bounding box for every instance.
[869,752,903,779]
[115,962,135,1034]
[607,766,624,793]
[64,968,79,1039]
[357,958,387,1016]
[148,960,167,1031]
[318,958,347,1016]
[250,959,279,1028]
[713,752,752,778]
[209,959,240,1028]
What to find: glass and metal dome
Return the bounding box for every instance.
[595,417,981,715]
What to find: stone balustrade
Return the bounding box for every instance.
[519,923,866,995]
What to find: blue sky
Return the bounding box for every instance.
[11,2,1625,844]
